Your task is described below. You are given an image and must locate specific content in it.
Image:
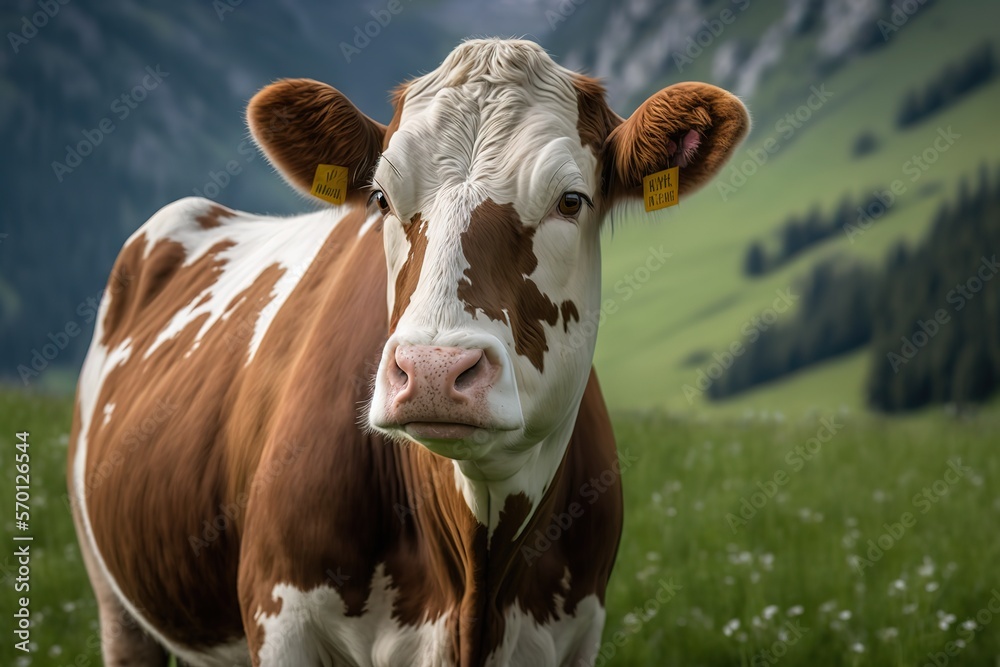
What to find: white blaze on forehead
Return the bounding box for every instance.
[382,39,597,224]
[375,38,599,338]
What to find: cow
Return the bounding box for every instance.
[68,38,748,666]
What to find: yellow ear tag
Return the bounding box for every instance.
[643,166,679,212]
[310,164,348,205]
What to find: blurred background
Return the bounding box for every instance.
[2,0,999,665]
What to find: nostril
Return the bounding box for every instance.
[454,352,484,392]
[391,347,413,389]
[391,358,409,386]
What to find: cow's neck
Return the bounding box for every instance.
[451,410,579,538]
[404,416,577,664]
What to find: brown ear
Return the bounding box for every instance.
[248,78,386,202]
[604,82,749,201]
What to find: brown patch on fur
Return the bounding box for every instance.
[195,205,237,229]
[82,234,285,649]
[572,74,622,155]
[247,78,386,202]
[100,237,233,347]
[458,199,559,372]
[605,82,749,201]
[480,372,621,631]
[560,300,580,333]
[390,213,428,332]
[383,82,409,151]
[390,371,622,661]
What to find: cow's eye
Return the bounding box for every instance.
[369,190,391,214]
[557,192,585,218]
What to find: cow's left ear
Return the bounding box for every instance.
[248,78,386,203]
[603,82,749,202]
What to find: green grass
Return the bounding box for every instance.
[0,391,99,666]
[604,406,1000,666]
[2,390,998,666]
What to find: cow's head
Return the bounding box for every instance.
[249,39,748,509]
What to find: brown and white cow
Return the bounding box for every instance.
[68,39,747,666]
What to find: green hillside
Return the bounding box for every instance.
[593,0,1000,415]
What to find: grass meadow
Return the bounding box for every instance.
[2,389,998,666]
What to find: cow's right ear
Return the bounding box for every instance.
[603,82,749,203]
[248,78,386,203]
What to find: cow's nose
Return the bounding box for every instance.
[389,345,492,405]
[373,339,522,444]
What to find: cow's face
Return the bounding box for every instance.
[249,39,748,481]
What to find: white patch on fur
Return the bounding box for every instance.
[253,565,604,667]
[101,402,115,427]
[359,211,381,237]
[137,197,344,363]
[255,564,452,666]
[488,590,605,666]
[72,196,351,667]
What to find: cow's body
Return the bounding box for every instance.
[69,197,621,666]
[69,39,747,666]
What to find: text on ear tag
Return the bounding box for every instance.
[643,166,679,212]
[311,164,348,205]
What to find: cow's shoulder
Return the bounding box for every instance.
[140,195,242,244]
[101,197,355,357]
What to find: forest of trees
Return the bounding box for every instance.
[897,43,996,129]
[867,164,1000,410]
[743,192,889,277]
[712,164,1000,411]
[709,258,875,400]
